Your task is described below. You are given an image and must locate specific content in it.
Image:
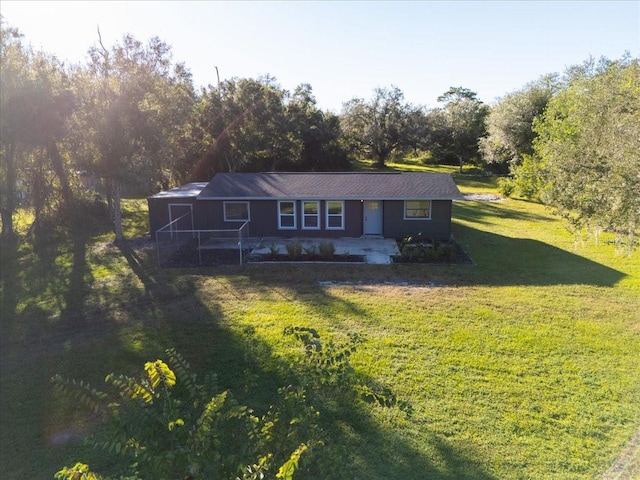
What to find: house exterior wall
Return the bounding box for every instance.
[148,197,215,240]
[343,201,364,237]
[382,200,453,240]
[147,198,164,239]
[148,198,193,240]
[149,197,454,241]
[201,199,273,237]
[205,199,363,238]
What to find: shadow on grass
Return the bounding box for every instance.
[0,235,276,478]
[453,223,626,287]
[450,174,499,191]
[454,198,555,226]
[0,237,19,337]
[0,227,498,479]
[86,243,499,479]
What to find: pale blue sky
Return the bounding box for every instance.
[2,1,638,112]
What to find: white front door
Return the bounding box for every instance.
[363,200,383,235]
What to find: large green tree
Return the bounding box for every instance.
[1,20,75,240]
[428,87,489,173]
[479,75,559,168]
[340,86,415,168]
[534,56,640,250]
[284,84,350,172]
[191,76,291,177]
[0,22,28,240]
[70,33,195,243]
[190,79,349,179]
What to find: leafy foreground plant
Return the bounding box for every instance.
[52,328,397,480]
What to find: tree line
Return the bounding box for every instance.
[1,19,638,249]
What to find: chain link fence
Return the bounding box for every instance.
[155,213,250,266]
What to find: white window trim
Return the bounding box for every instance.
[404,200,432,220]
[223,201,250,222]
[302,200,321,230]
[278,200,297,230]
[325,200,345,230]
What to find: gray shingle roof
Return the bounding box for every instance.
[197,172,464,201]
[150,182,208,199]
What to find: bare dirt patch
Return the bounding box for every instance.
[464,193,504,202]
[318,281,449,290]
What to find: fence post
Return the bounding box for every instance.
[156,230,161,266]
[155,219,252,267]
[238,221,248,266]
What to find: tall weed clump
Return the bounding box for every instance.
[286,240,303,260]
[52,329,401,480]
[318,241,336,260]
[397,233,458,263]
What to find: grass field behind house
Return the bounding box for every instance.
[1,167,639,479]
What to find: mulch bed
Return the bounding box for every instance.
[159,239,471,267]
[248,253,366,263]
[392,239,474,265]
[161,243,366,267]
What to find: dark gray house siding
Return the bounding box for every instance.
[196,198,452,240]
[147,198,165,238]
[203,200,276,237]
[148,173,464,242]
[382,200,452,240]
[147,198,197,240]
[204,199,363,238]
[344,201,364,237]
[147,182,208,240]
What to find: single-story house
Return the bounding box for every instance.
[148,172,465,241]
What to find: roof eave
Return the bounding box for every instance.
[197,196,463,201]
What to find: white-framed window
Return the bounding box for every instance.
[404,200,431,220]
[224,201,250,221]
[302,201,320,230]
[278,200,297,229]
[326,200,344,230]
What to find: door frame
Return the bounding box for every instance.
[168,203,194,238]
[363,200,383,235]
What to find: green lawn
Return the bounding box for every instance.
[1,174,638,479]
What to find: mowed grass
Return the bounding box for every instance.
[1,174,638,479]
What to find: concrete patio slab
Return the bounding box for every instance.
[249,237,400,264]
